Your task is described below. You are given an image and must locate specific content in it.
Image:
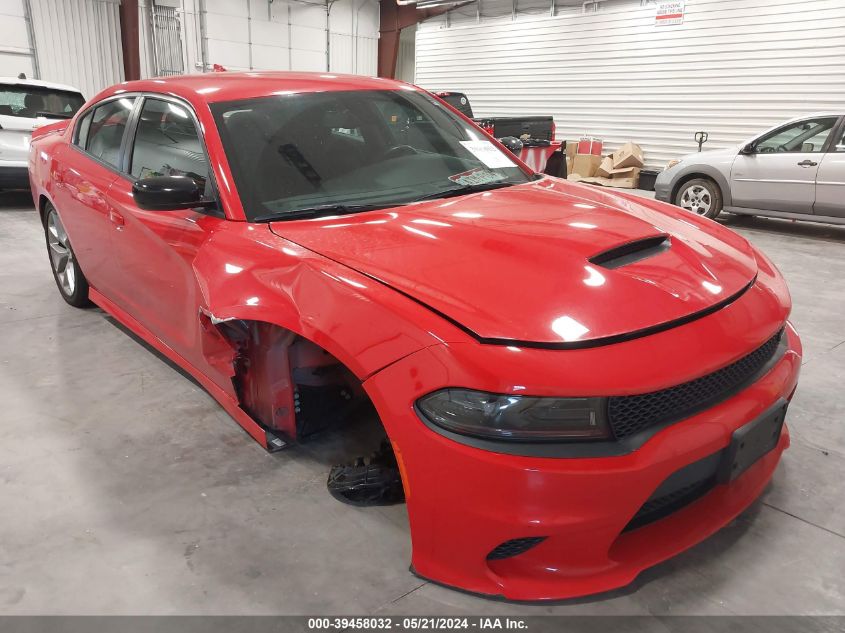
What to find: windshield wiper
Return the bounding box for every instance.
[253,203,390,223]
[414,181,517,202]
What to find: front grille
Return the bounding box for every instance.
[608,329,784,440]
[487,537,546,560]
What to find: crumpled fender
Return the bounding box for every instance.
[191,221,469,380]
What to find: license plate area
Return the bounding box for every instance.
[718,399,787,483]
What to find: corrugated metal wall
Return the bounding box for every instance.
[28,0,124,98]
[0,0,36,78]
[416,0,845,169]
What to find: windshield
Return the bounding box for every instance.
[0,84,84,119]
[210,89,531,221]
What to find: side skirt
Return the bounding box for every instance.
[724,206,845,226]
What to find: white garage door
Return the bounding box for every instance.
[415,0,845,169]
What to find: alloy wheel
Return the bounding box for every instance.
[679,184,713,215]
[46,209,76,296]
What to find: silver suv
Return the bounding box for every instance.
[655,113,845,225]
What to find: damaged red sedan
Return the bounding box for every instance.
[28,72,800,601]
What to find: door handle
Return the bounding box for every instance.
[797,160,818,167]
[108,209,125,230]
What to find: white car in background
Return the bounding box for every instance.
[0,76,84,190]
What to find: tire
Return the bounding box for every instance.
[674,178,723,220]
[43,202,91,307]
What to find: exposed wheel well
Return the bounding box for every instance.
[212,319,404,505]
[212,318,381,445]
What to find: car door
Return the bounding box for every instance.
[106,95,227,366]
[814,118,845,218]
[729,116,839,214]
[51,96,137,299]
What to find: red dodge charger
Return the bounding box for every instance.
[28,72,800,601]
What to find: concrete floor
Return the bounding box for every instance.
[1,189,844,616]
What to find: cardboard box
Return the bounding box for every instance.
[607,166,641,189]
[595,156,614,178]
[565,140,578,163]
[571,153,602,178]
[611,142,644,169]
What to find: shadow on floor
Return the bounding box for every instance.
[719,214,845,243]
[0,190,34,209]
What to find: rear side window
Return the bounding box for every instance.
[86,97,136,168]
[74,110,93,148]
[833,125,845,153]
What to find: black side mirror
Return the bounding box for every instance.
[132,176,213,211]
[498,136,524,155]
[739,143,756,155]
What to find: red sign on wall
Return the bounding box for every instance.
[656,1,685,26]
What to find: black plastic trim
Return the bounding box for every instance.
[415,329,788,458]
[589,235,671,269]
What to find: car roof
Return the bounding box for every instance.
[97,72,412,105]
[0,76,83,94]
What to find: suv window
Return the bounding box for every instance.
[754,117,838,153]
[130,98,210,195]
[0,84,84,119]
[86,97,136,168]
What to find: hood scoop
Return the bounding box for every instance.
[590,235,671,269]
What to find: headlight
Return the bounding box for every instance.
[417,388,610,442]
[664,159,681,171]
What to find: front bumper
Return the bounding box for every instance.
[0,165,30,190]
[364,278,800,600]
[654,170,673,202]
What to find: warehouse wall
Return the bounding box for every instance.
[27,0,124,99]
[0,0,35,78]
[0,0,125,98]
[139,0,379,78]
[416,0,845,169]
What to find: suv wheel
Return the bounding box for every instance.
[675,178,723,219]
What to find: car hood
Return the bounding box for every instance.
[678,146,741,164]
[269,180,758,346]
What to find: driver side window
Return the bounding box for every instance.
[754,117,838,153]
[129,97,211,198]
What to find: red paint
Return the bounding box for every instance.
[29,72,801,601]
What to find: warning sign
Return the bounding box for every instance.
[656,1,685,26]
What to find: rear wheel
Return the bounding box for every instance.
[675,178,723,219]
[44,203,90,307]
